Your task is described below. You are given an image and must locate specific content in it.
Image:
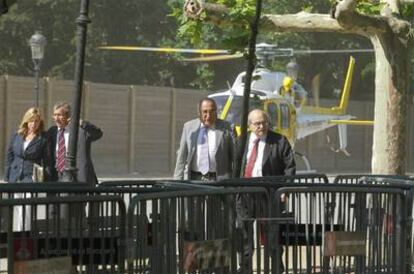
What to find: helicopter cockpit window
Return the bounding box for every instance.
[280,103,290,129]
[266,103,278,128]
[211,95,263,125]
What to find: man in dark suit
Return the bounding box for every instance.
[174,98,235,181]
[47,102,102,184]
[240,109,295,177]
[237,109,295,273]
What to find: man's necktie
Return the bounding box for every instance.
[244,138,260,178]
[198,127,210,175]
[57,128,66,172]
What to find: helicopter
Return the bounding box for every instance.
[99,43,374,168]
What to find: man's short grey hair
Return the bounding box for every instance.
[248,109,269,124]
[53,102,71,117]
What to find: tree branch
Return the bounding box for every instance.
[334,0,392,35]
[261,12,355,34]
[183,0,411,40]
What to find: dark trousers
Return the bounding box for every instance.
[236,194,284,273]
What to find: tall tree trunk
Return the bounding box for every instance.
[371,35,408,174]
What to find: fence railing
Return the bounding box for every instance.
[0,174,413,273]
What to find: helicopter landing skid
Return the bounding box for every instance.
[294,151,316,174]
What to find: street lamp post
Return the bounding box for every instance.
[29,31,46,108]
[61,0,91,182]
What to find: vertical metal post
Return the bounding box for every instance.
[235,0,263,177]
[34,64,40,107]
[62,0,91,182]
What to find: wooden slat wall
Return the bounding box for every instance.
[132,85,173,175]
[0,75,413,178]
[0,76,5,174]
[85,82,131,175]
[407,105,414,171]
[46,78,76,128]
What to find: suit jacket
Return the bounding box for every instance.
[4,132,49,182]
[174,118,235,180]
[240,130,296,177]
[47,121,102,184]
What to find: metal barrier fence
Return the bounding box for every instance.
[0,181,218,274]
[274,185,409,274]
[218,174,329,185]
[174,175,414,273]
[1,174,414,274]
[333,174,412,185]
[126,187,269,274]
[0,195,126,274]
[0,182,180,274]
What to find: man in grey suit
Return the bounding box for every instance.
[174,98,235,181]
[47,102,102,184]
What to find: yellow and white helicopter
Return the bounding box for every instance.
[210,55,361,149]
[100,43,373,167]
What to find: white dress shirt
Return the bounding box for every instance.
[192,124,217,173]
[246,133,266,177]
[23,140,30,151]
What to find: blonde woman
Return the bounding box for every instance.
[4,107,49,182]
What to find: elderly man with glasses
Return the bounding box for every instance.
[237,108,295,273]
[240,109,295,178]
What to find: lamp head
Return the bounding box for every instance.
[29,31,47,61]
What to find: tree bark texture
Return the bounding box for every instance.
[371,34,410,174]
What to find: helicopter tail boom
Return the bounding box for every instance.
[302,56,355,115]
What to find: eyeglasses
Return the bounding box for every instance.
[251,121,268,127]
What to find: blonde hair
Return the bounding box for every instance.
[17,107,44,137]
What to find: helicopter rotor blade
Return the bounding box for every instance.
[98,46,229,55]
[293,49,374,54]
[98,44,374,63]
[181,53,244,62]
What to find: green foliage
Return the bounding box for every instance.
[189,63,215,90]
[400,3,414,19]
[356,1,384,15]
[0,0,207,90]
[169,0,255,50]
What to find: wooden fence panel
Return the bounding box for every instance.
[85,82,131,175]
[0,76,5,175]
[132,85,172,175]
[407,104,414,172]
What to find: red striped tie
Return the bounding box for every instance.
[244,138,260,178]
[57,128,66,172]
